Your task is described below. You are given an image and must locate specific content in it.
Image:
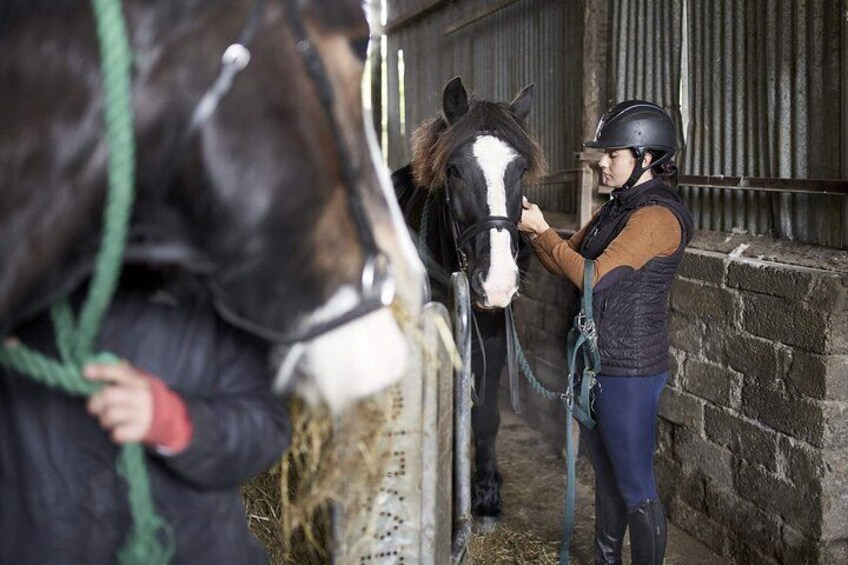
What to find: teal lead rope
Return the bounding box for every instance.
[0,0,173,562]
[510,260,600,565]
[559,259,601,565]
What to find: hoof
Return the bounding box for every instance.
[473,515,502,534]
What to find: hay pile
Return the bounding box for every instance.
[242,395,392,564]
[469,525,561,564]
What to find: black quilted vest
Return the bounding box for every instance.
[579,178,694,377]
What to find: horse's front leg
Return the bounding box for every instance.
[470,315,508,533]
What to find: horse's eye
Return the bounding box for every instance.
[350,36,369,61]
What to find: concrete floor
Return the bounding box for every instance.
[471,407,730,565]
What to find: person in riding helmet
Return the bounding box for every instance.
[518,100,694,565]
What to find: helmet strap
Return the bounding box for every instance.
[622,148,672,190]
[622,149,646,191]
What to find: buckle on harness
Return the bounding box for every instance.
[561,380,574,410]
[576,312,598,341]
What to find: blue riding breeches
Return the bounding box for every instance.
[579,372,668,511]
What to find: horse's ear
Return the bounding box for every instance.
[509,83,535,120]
[443,76,469,124]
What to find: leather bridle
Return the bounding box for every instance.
[443,182,521,275]
[192,0,395,344]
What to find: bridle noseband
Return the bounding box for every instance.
[192,0,395,344]
[444,184,520,274]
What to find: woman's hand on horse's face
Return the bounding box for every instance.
[518,196,550,239]
[85,361,154,445]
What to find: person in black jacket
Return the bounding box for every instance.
[519,101,694,565]
[0,269,290,564]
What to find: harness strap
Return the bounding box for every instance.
[560,259,600,565]
[456,216,519,249]
[504,304,522,414]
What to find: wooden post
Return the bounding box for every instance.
[842,0,847,247]
[576,0,609,229]
[368,0,383,148]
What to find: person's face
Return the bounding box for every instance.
[598,148,638,188]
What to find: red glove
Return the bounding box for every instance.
[143,373,193,454]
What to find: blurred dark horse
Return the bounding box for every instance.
[393,77,545,530]
[0,0,425,409]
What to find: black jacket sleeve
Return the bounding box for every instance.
[157,319,291,490]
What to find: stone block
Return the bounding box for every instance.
[659,387,704,433]
[778,436,825,494]
[541,302,568,338]
[742,382,826,447]
[823,403,848,450]
[682,358,741,409]
[679,249,726,284]
[655,453,683,499]
[513,296,547,330]
[820,539,848,564]
[669,310,703,354]
[735,462,821,538]
[782,523,820,565]
[807,274,848,311]
[726,259,817,301]
[821,450,848,495]
[816,276,848,355]
[782,528,848,564]
[675,429,735,485]
[725,535,782,565]
[671,279,737,324]
[787,351,848,401]
[742,293,829,353]
[529,356,567,392]
[668,349,684,388]
[706,405,778,472]
[532,271,562,304]
[703,332,783,387]
[666,498,728,557]
[656,418,675,456]
[704,482,782,560]
[822,491,848,540]
[525,326,567,368]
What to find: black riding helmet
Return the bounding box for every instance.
[585,100,676,190]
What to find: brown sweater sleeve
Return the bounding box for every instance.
[530,206,682,289]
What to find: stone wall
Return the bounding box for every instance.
[512,231,848,564]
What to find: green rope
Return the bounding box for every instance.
[509,262,600,565]
[512,323,560,402]
[0,0,173,562]
[75,0,137,365]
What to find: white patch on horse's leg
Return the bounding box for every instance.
[473,136,519,308]
[276,287,408,412]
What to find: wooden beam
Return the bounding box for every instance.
[443,0,521,36]
[677,175,848,196]
[384,0,452,34]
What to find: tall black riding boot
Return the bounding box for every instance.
[594,489,628,564]
[627,499,667,565]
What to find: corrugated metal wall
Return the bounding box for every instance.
[385,0,584,215]
[385,0,847,248]
[610,0,846,247]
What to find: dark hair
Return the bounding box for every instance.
[648,150,678,187]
